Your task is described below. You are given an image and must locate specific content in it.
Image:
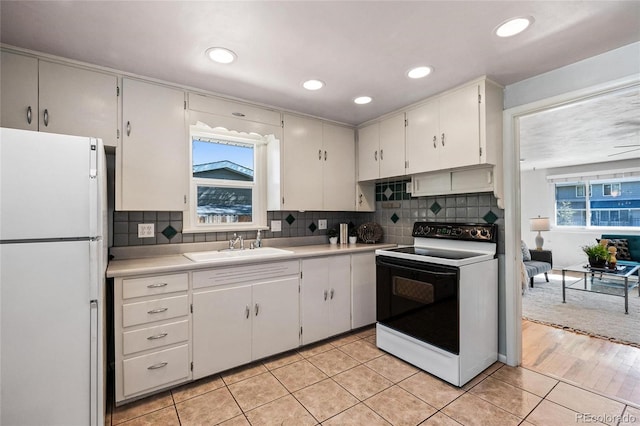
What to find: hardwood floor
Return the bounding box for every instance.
[522,319,640,407]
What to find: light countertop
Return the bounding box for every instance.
[106,242,395,278]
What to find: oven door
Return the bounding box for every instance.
[376,255,459,354]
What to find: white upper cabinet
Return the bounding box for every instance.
[0,51,118,147]
[282,114,355,211]
[0,51,38,131]
[357,113,406,181]
[322,123,355,211]
[406,78,503,174]
[118,78,187,211]
[282,114,324,210]
[379,113,406,178]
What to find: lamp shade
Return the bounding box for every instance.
[530,217,550,232]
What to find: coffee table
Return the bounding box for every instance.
[562,263,640,314]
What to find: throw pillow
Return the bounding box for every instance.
[521,240,532,261]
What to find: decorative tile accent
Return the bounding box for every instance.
[483,210,498,224]
[390,213,399,223]
[161,225,178,240]
[429,201,442,215]
[285,214,296,225]
[308,222,317,233]
[383,187,394,200]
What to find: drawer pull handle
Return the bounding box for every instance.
[147,307,168,314]
[324,290,328,301]
[147,362,168,370]
[147,333,168,340]
[245,305,250,319]
[330,288,335,300]
[255,303,259,316]
[27,106,32,124]
[43,109,49,127]
[147,283,168,289]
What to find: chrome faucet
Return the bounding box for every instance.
[229,233,244,250]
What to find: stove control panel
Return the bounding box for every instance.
[412,222,497,242]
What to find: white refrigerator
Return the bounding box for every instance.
[0,128,106,426]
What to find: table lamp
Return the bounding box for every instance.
[530,216,550,250]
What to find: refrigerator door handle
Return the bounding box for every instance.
[89,299,98,426]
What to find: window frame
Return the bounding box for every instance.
[183,126,269,233]
[553,177,640,230]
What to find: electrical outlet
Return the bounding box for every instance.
[138,223,155,238]
[318,219,327,230]
[270,220,282,232]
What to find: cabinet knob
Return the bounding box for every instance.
[374,151,378,161]
[330,288,335,299]
[380,149,384,161]
[324,289,328,301]
[27,106,32,124]
[441,133,445,146]
[245,305,250,319]
[433,135,437,148]
[255,303,260,316]
[43,109,49,127]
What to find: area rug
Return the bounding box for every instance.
[522,273,640,347]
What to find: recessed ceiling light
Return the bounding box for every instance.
[407,66,433,79]
[495,16,534,37]
[206,47,237,64]
[354,96,372,105]
[303,79,325,91]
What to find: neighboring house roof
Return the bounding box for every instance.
[193,161,253,181]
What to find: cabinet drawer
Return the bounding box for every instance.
[123,319,189,356]
[122,273,188,299]
[123,344,189,397]
[122,295,188,327]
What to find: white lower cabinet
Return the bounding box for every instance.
[114,251,380,404]
[191,261,300,379]
[114,273,190,404]
[300,255,351,345]
[351,252,377,329]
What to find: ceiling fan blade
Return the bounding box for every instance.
[608,147,640,156]
[613,143,640,148]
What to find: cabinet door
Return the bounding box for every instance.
[282,114,323,210]
[119,78,187,211]
[357,122,379,182]
[379,113,406,178]
[39,61,118,147]
[439,83,480,169]
[192,285,252,379]
[0,51,38,131]
[323,124,355,211]
[327,255,352,336]
[252,276,300,360]
[300,257,330,345]
[406,100,439,174]
[351,252,376,329]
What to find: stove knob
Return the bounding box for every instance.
[470,228,478,237]
[480,229,489,238]
[415,226,424,235]
[422,226,430,235]
[452,228,462,236]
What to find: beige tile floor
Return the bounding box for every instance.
[108,326,640,426]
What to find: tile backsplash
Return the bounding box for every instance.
[112,179,504,251]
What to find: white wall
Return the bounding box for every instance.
[520,159,640,268]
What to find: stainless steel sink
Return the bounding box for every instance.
[183,247,294,263]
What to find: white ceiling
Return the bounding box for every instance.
[519,85,640,171]
[1,1,639,128]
